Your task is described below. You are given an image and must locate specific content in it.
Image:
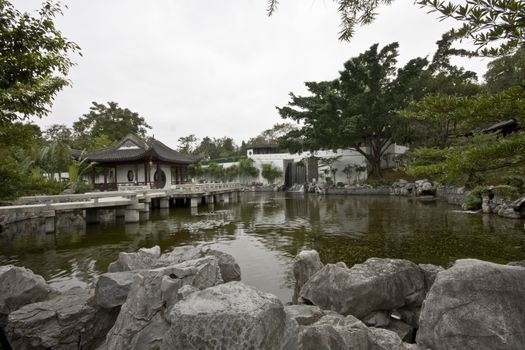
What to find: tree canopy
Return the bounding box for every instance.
[278,41,476,177]
[72,101,151,150]
[268,0,524,56]
[0,0,80,124]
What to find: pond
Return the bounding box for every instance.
[1,192,524,302]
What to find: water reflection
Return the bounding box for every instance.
[1,192,524,302]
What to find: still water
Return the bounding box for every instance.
[1,192,525,302]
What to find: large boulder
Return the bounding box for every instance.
[105,256,222,350]
[154,245,203,267]
[162,281,298,349]
[292,250,323,303]
[300,258,425,318]
[6,287,118,350]
[95,271,135,308]
[299,314,371,350]
[417,259,525,350]
[108,245,161,272]
[0,265,52,325]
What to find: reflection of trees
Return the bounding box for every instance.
[2,192,525,294]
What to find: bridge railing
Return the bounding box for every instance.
[14,191,138,205]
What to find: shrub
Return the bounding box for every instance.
[463,192,482,210]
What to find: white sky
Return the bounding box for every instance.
[15,0,489,149]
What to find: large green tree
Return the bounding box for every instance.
[0,0,80,124]
[278,42,469,177]
[73,101,151,150]
[484,47,525,93]
[268,0,524,56]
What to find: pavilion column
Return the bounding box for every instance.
[134,164,139,185]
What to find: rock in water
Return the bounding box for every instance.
[300,258,425,318]
[299,314,371,350]
[6,287,118,350]
[95,271,135,308]
[162,281,297,349]
[105,256,222,350]
[292,250,323,304]
[0,265,52,325]
[417,259,525,350]
[108,245,161,272]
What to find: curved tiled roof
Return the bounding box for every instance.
[85,134,199,164]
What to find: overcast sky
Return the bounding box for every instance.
[16,0,489,149]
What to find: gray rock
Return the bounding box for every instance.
[292,250,323,304]
[394,306,420,328]
[362,311,391,327]
[369,327,416,350]
[507,260,525,268]
[155,245,203,267]
[417,259,525,350]
[7,287,118,350]
[205,248,241,282]
[0,265,52,324]
[108,245,161,272]
[95,271,135,308]
[418,263,444,291]
[162,281,297,349]
[386,319,415,343]
[299,314,371,350]
[284,304,324,326]
[301,258,425,318]
[176,284,199,300]
[105,256,222,350]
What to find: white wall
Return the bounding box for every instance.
[247,148,368,186]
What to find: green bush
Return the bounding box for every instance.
[503,176,525,193]
[463,192,482,210]
[337,182,345,188]
[492,185,520,200]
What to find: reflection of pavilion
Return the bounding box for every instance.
[85,134,199,191]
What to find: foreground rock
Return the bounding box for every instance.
[417,259,525,350]
[163,281,298,349]
[285,304,324,326]
[7,287,118,350]
[300,258,425,318]
[109,245,241,282]
[95,271,135,308]
[0,265,53,326]
[105,256,223,349]
[299,314,371,349]
[292,250,323,303]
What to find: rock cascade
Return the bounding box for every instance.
[104,256,223,349]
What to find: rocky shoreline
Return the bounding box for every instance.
[1,246,524,349]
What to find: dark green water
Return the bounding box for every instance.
[1,192,525,302]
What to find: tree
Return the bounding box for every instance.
[73,102,151,150]
[268,0,524,56]
[279,43,419,177]
[0,0,80,124]
[402,86,525,186]
[318,156,342,184]
[44,124,73,144]
[484,47,525,93]
[238,157,259,184]
[248,123,298,145]
[261,163,283,185]
[177,134,198,155]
